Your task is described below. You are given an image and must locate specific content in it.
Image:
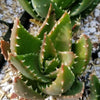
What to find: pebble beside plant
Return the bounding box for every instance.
[1,5,92,100]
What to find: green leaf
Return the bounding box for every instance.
[18,0,41,20]
[81,0,100,18]
[31,0,51,18]
[38,4,56,40]
[10,53,50,83]
[70,0,94,16]
[43,64,75,95]
[39,33,57,69]
[72,34,92,75]
[59,51,75,67]
[52,0,76,9]
[14,77,44,99]
[44,57,60,74]
[64,80,84,96]
[48,12,72,52]
[90,75,100,100]
[10,18,42,55]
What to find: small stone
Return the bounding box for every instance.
[8,79,12,84]
[89,27,96,33]
[94,9,100,17]
[0,89,5,100]
[96,16,100,23]
[98,52,100,58]
[90,20,97,27]
[84,27,89,32]
[0,30,2,37]
[93,43,98,48]
[6,0,13,5]
[0,14,3,19]
[0,74,5,80]
[89,33,93,35]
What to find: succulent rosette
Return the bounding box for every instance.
[1,5,92,99]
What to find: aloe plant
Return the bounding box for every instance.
[1,6,92,99]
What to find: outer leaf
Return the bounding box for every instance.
[18,0,41,20]
[0,40,17,71]
[72,34,92,75]
[81,0,100,18]
[70,0,94,16]
[31,0,51,18]
[43,64,75,95]
[51,3,64,19]
[52,0,76,9]
[9,53,50,83]
[56,95,81,100]
[31,0,63,19]
[21,75,46,97]
[14,77,44,100]
[48,12,72,52]
[10,18,42,55]
[38,4,56,39]
[64,80,84,96]
[55,80,84,100]
[1,40,10,60]
[90,75,100,100]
